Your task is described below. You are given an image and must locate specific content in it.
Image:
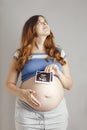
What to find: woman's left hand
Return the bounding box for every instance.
[44,64,59,75]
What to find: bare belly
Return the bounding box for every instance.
[20,76,64,111]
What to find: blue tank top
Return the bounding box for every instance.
[13,48,66,82]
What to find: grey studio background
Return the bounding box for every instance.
[0,0,87,130]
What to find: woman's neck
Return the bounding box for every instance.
[34,37,46,52]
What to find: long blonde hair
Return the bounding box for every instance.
[16,15,66,72]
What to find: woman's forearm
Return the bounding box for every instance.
[6,82,22,96]
[56,71,73,90]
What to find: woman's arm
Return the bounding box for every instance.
[6,58,21,96]
[45,60,73,90]
[6,58,41,107]
[56,60,73,90]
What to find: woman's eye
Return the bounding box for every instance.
[39,22,43,24]
[37,21,47,25]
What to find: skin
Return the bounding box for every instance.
[6,16,73,111]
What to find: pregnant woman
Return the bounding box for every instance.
[6,15,72,130]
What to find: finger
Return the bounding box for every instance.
[53,65,59,74]
[31,95,41,106]
[45,64,55,72]
[26,95,40,107]
[29,89,36,94]
[45,66,51,72]
[44,67,48,72]
[54,65,58,70]
[49,65,53,72]
[32,95,41,106]
[31,99,40,106]
[47,65,54,73]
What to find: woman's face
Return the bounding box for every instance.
[36,17,50,37]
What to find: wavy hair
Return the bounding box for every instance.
[16,15,66,72]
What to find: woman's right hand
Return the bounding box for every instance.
[19,89,41,107]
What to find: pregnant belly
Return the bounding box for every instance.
[20,76,64,111]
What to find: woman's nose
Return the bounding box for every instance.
[43,22,47,25]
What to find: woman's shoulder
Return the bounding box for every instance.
[56,44,67,60]
[13,49,20,60]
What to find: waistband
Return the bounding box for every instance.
[15,97,67,114]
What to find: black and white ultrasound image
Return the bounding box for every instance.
[35,71,53,83]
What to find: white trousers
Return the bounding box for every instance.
[15,97,69,130]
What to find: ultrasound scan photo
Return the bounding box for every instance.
[35,71,53,83]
